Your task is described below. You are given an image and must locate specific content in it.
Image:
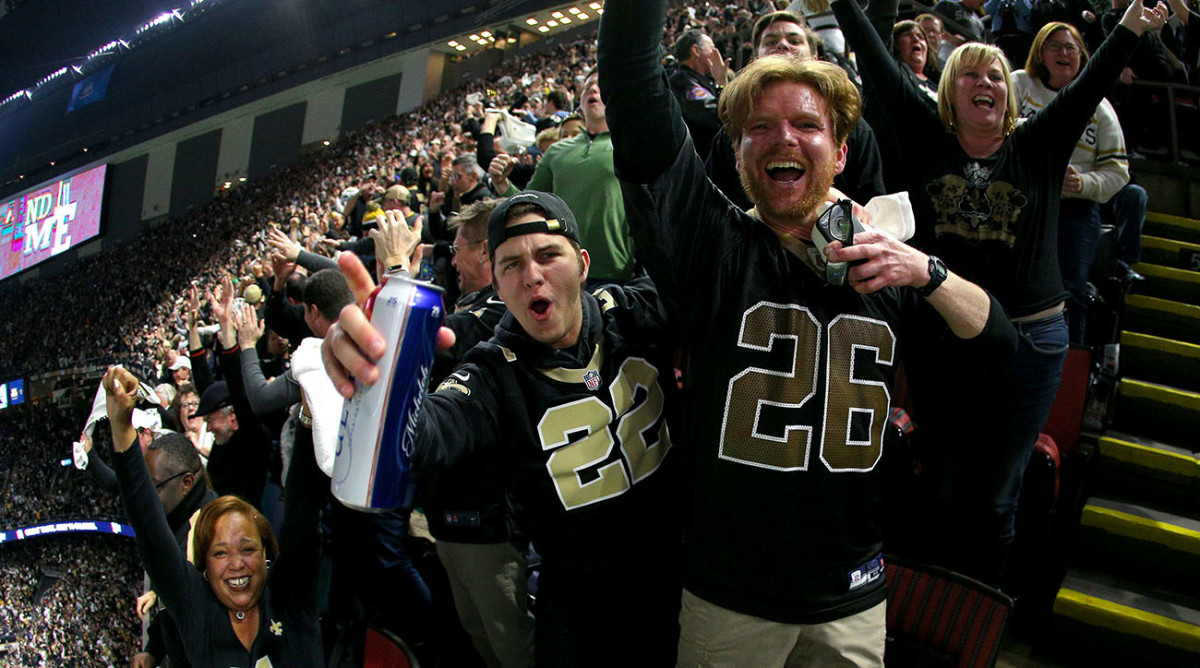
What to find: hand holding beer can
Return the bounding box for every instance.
[332,271,443,510]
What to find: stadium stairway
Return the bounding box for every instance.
[1049,211,1200,665]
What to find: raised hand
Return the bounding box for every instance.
[234,301,264,349]
[1120,0,1170,36]
[103,366,140,451]
[488,154,516,193]
[368,210,424,272]
[267,226,302,262]
[322,252,456,398]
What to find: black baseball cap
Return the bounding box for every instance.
[193,381,231,418]
[487,190,581,258]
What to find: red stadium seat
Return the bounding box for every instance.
[885,555,1014,668]
[363,626,420,668]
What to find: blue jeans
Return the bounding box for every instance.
[1058,199,1102,344]
[1102,183,1148,265]
[916,311,1068,584]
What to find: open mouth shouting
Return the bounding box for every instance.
[971,95,996,109]
[529,297,553,322]
[227,576,251,590]
[766,160,807,184]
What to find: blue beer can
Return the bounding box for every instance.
[332,272,443,510]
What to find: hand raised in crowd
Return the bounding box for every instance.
[1119,0,1170,36]
[234,301,264,350]
[79,429,93,454]
[102,366,139,451]
[213,275,237,349]
[322,252,456,398]
[135,591,157,620]
[429,190,446,212]
[369,210,424,275]
[270,251,295,291]
[185,286,202,330]
[267,227,302,263]
[489,154,516,193]
[706,43,732,86]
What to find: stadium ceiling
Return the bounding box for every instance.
[0,0,576,194]
[432,2,604,56]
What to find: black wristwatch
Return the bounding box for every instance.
[918,255,948,298]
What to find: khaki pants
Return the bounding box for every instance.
[676,589,886,668]
[436,540,534,668]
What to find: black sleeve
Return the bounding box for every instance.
[477,131,498,171]
[188,348,214,397]
[836,119,887,202]
[239,347,301,417]
[86,450,119,494]
[597,0,689,185]
[434,303,505,385]
[143,611,165,660]
[113,444,207,632]
[704,128,752,210]
[416,358,503,473]
[509,162,536,190]
[295,249,338,274]
[832,0,944,151]
[1019,23,1141,161]
[269,421,324,613]
[264,289,313,344]
[217,346,270,443]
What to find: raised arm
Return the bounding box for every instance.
[827,232,1015,344]
[1024,0,1166,155]
[833,0,942,136]
[597,0,689,185]
[104,367,206,623]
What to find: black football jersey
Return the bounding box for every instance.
[416,281,681,571]
[622,136,1010,624]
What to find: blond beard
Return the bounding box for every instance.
[738,158,837,229]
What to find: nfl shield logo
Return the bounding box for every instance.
[583,369,602,391]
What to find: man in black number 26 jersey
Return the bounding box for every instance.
[599,0,1017,666]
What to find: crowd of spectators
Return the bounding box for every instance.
[0,0,1193,663]
[0,535,143,667]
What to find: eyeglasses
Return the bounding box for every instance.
[450,239,486,256]
[180,402,200,410]
[1044,41,1080,54]
[153,469,196,490]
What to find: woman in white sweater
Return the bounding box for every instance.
[1014,21,1132,342]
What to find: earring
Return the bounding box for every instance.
[202,570,209,582]
[265,559,272,571]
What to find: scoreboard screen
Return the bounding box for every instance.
[0,164,107,281]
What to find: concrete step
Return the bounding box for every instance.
[1112,379,1200,449]
[1077,497,1200,592]
[1053,568,1200,664]
[1145,211,1200,245]
[1140,234,1200,272]
[1119,331,1200,393]
[1123,294,1200,345]
[1130,262,1200,306]
[1093,432,1200,516]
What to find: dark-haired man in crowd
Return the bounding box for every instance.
[492,71,636,285]
[599,0,1016,664]
[670,29,732,160]
[324,190,682,667]
[131,433,216,668]
[535,88,573,133]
